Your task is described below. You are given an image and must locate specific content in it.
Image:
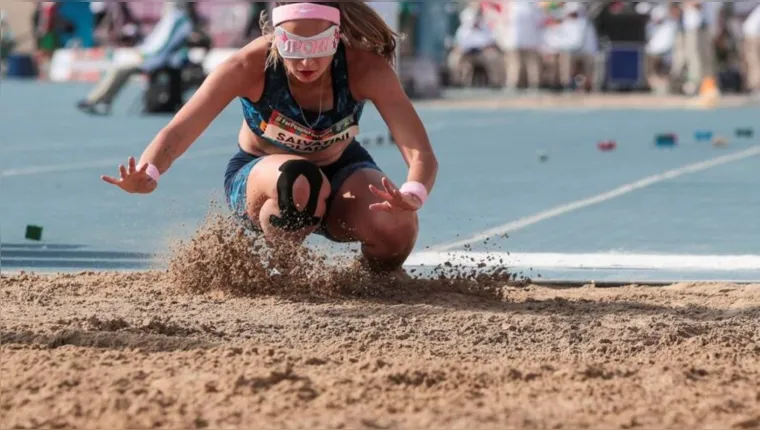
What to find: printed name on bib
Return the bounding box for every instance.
[262,110,359,153]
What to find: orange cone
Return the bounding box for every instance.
[700,76,719,95]
[696,76,720,109]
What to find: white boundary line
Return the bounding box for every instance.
[428,146,760,252]
[6,251,760,273]
[406,251,760,272]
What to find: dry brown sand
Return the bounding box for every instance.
[2,215,760,429]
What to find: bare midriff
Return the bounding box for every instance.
[237,120,353,166]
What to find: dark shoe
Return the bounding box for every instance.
[76,99,111,115]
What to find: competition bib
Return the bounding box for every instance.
[261,110,360,153]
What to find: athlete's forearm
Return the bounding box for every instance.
[406,152,438,194]
[138,127,190,174]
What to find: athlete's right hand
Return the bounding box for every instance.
[101,156,157,194]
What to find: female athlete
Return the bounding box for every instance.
[102,1,438,272]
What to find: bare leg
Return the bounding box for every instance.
[324,168,418,271]
[242,155,331,245]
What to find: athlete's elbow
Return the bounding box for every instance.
[421,150,438,174]
[427,153,439,179]
[413,150,438,187]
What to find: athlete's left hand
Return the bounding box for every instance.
[369,177,422,212]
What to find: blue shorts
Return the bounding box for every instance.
[223,140,382,241]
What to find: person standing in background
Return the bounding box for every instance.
[645,4,678,93]
[32,1,74,78]
[668,2,686,92]
[538,2,565,91]
[498,1,542,93]
[0,10,17,61]
[448,3,502,87]
[741,3,760,95]
[671,1,720,95]
[557,2,597,92]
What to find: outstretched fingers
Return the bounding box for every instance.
[382,176,401,197]
[369,183,394,202]
[101,174,121,186]
[128,156,136,174]
[369,201,394,212]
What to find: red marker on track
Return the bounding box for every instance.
[597,140,617,152]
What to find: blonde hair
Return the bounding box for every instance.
[260,1,399,68]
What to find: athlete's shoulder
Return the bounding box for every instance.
[205,36,271,100]
[233,36,271,74]
[345,46,396,98]
[345,45,393,76]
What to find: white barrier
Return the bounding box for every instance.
[49,47,142,82]
[49,47,237,83]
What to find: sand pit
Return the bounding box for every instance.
[2,216,760,429]
[4,276,760,429]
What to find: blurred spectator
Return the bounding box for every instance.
[32,1,75,77]
[538,3,566,90]
[742,4,760,95]
[557,2,598,91]
[711,3,743,93]
[91,1,143,47]
[91,2,107,28]
[499,1,543,92]
[447,3,503,87]
[645,4,678,93]
[670,1,719,95]
[0,10,17,61]
[77,1,197,114]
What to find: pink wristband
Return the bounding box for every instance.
[399,181,428,205]
[143,163,160,182]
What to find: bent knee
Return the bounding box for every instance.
[287,171,331,217]
[263,159,331,233]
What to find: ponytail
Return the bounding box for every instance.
[334,1,398,65]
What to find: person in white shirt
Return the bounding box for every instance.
[77,0,194,114]
[645,4,678,92]
[742,4,760,93]
[670,1,719,95]
[448,3,503,87]
[538,3,565,89]
[497,1,542,91]
[557,2,598,91]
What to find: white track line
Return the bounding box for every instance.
[406,251,760,272]
[428,145,760,252]
[8,251,758,273]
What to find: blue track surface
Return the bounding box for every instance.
[3,81,760,282]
